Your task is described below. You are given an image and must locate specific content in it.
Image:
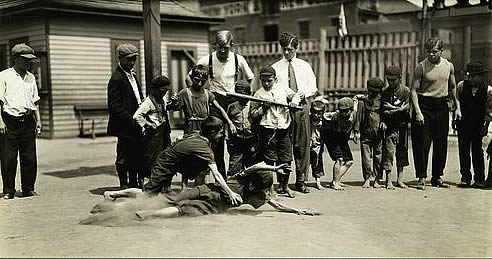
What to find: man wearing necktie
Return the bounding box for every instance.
[272,32,319,193]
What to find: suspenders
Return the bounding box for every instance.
[208,52,239,83]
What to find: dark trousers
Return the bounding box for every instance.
[115,136,143,188]
[411,96,449,179]
[227,136,258,177]
[0,113,37,195]
[458,131,485,183]
[210,92,235,179]
[291,103,311,184]
[142,125,171,179]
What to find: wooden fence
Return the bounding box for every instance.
[235,38,319,91]
[235,22,421,100]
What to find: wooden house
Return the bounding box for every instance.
[0,0,223,138]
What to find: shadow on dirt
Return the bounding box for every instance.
[44,165,116,178]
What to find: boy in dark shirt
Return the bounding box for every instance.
[382,66,411,189]
[354,77,385,188]
[322,97,357,190]
[81,162,318,224]
[102,116,242,206]
[226,80,258,177]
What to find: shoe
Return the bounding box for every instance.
[295,183,310,193]
[457,180,471,188]
[22,191,39,197]
[471,181,486,188]
[2,193,15,200]
[416,179,426,190]
[431,178,449,188]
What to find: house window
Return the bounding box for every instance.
[234,27,246,44]
[298,20,310,39]
[331,17,339,27]
[263,24,279,42]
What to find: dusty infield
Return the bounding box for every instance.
[0,137,491,257]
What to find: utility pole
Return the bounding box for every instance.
[143,0,162,93]
[420,0,428,61]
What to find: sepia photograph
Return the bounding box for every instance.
[0,0,491,257]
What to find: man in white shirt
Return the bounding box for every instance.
[0,43,42,199]
[192,30,255,179]
[272,32,318,193]
[107,43,144,189]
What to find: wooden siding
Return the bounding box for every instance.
[49,35,111,138]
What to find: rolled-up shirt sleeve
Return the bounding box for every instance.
[133,98,153,128]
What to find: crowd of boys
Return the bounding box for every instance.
[2,34,491,224]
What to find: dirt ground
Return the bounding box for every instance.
[0,134,491,257]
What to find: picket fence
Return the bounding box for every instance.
[235,22,421,109]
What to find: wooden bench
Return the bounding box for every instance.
[74,104,108,139]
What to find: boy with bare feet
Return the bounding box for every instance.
[322,97,357,190]
[354,78,385,189]
[382,66,411,189]
[309,99,327,190]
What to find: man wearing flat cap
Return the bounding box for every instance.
[0,43,42,199]
[456,61,491,188]
[107,43,144,189]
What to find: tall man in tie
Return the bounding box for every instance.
[272,32,318,193]
[107,43,144,189]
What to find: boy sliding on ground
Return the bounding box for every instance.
[322,97,358,190]
[102,116,242,206]
[81,162,318,224]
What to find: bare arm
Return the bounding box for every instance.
[212,100,236,134]
[34,104,42,135]
[267,199,319,216]
[448,63,460,119]
[411,64,424,125]
[208,163,242,206]
[0,101,6,134]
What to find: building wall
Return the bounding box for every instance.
[210,2,346,42]
[47,14,211,138]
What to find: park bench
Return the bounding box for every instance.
[74,104,108,139]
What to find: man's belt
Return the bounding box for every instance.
[2,111,33,122]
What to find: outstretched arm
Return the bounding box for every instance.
[267,199,320,216]
[231,162,289,179]
[208,163,242,206]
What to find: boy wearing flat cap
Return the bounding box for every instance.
[107,43,145,189]
[456,61,492,188]
[0,43,41,199]
[354,77,385,189]
[133,75,172,181]
[250,65,300,198]
[321,97,357,190]
[382,65,411,189]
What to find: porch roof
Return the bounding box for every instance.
[0,0,224,24]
